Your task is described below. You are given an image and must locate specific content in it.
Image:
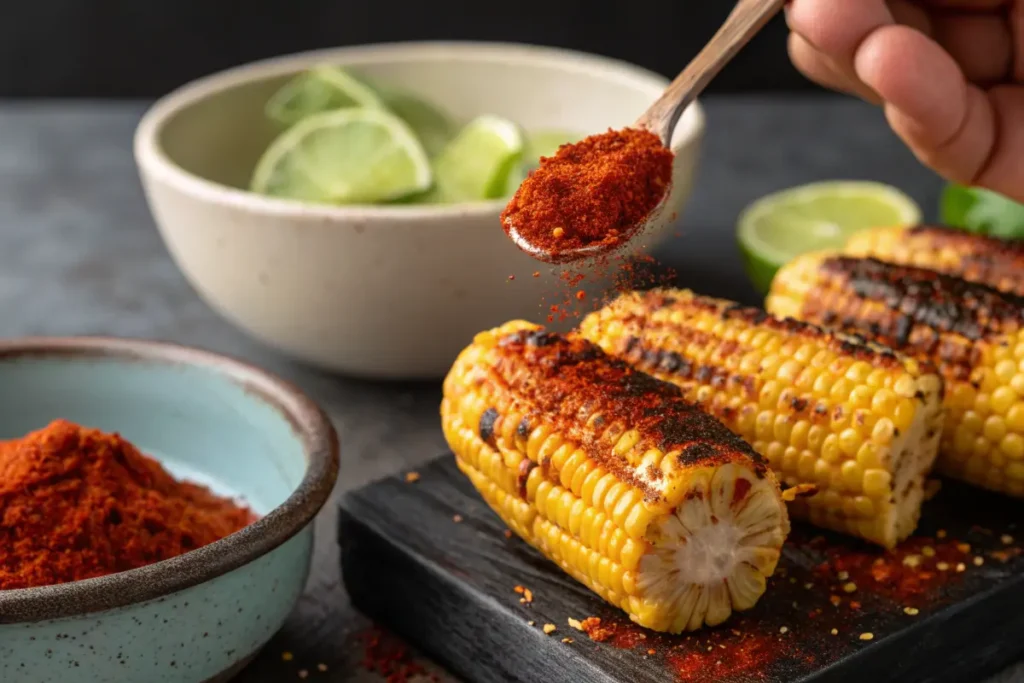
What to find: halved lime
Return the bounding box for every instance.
[431,116,524,203]
[372,84,456,158]
[265,66,385,128]
[251,108,432,204]
[737,181,922,294]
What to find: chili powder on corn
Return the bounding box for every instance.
[0,419,256,590]
[501,127,673,261]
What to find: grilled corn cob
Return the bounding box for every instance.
[442,321,790,633]
[844,224,1024,296]
[768,253,1024,498]
[579,290,945,548]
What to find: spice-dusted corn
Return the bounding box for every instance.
[844,224,1024,296]
[580,289,945,548]
[769,253,1024,498]
[442,321,790,633]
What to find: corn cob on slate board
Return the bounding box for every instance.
[339,455,1024,683]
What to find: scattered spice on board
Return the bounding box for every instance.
[0,419,255,590]
[404,471,421,483]
[501,127,673,263]
[579,617,614,643]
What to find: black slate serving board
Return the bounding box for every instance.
[339,455,1024,683]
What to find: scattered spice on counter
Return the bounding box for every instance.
[0,419,256,590]
[501,127,673,263]
[859,633,874,641]
[452,514,463,523]
[514,585,533,604]
[542,623,557,635]
[903,607,920,616]
[404,471,421,483]
[561,637,574,644]
[357,627,438,683]
[503,529,513,539]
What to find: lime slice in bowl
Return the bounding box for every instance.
[371,84,456,158]
[525,129,582,164]
[431,115,524,203]
[251,108,432,204]
[737,181,922,294]
[265,66,385,128]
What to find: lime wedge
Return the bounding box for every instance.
[265,66,385,128]
[431,116,524,203]
[737,181,922,294]
[371,84,456,158]
[251,108,432,204]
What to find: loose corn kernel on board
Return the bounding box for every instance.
[339,455,1024,683]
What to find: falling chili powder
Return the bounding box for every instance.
[0,419,256,590]
[501,127,673,261]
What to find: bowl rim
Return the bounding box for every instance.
[0,336,340,624]
[133,40,707,222]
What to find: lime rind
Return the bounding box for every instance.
[736,181,922,294]
[265,66,385,128]
[251,108,432,204]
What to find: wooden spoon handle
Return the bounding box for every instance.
[635,0,787,144]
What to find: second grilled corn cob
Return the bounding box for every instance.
[844,224,1024,296]
[442,321,790,633]
[769,253,1024,498]
[580,290,945,548]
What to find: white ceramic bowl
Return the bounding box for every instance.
[134,41,705,379]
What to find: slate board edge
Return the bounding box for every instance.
[338,454,1024,683]
[339,498,620,683]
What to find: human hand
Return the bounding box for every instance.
[786,0,1023,203]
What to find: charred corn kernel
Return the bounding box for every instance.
[769,252,1024,498]
[442,321,790,633]
[579,289,945,548]
[844,224,1024,296]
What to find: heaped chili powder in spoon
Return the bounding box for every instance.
[501,127,674,264]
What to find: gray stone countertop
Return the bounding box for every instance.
[0,95,1019,683]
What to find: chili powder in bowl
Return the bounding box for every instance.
[0,337,339,683]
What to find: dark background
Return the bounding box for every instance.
[0,2,814,97]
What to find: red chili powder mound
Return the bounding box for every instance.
[501,127,674,259]
[0,419,256,590]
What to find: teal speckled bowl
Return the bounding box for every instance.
[0,338,339,683]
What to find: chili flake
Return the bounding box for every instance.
[542,624,557,635]
[860,632,875,641]
[904,607,920,616]
[404,471,420,483]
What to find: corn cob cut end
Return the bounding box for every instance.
[582,288,946,549]
[442,320,790,633]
